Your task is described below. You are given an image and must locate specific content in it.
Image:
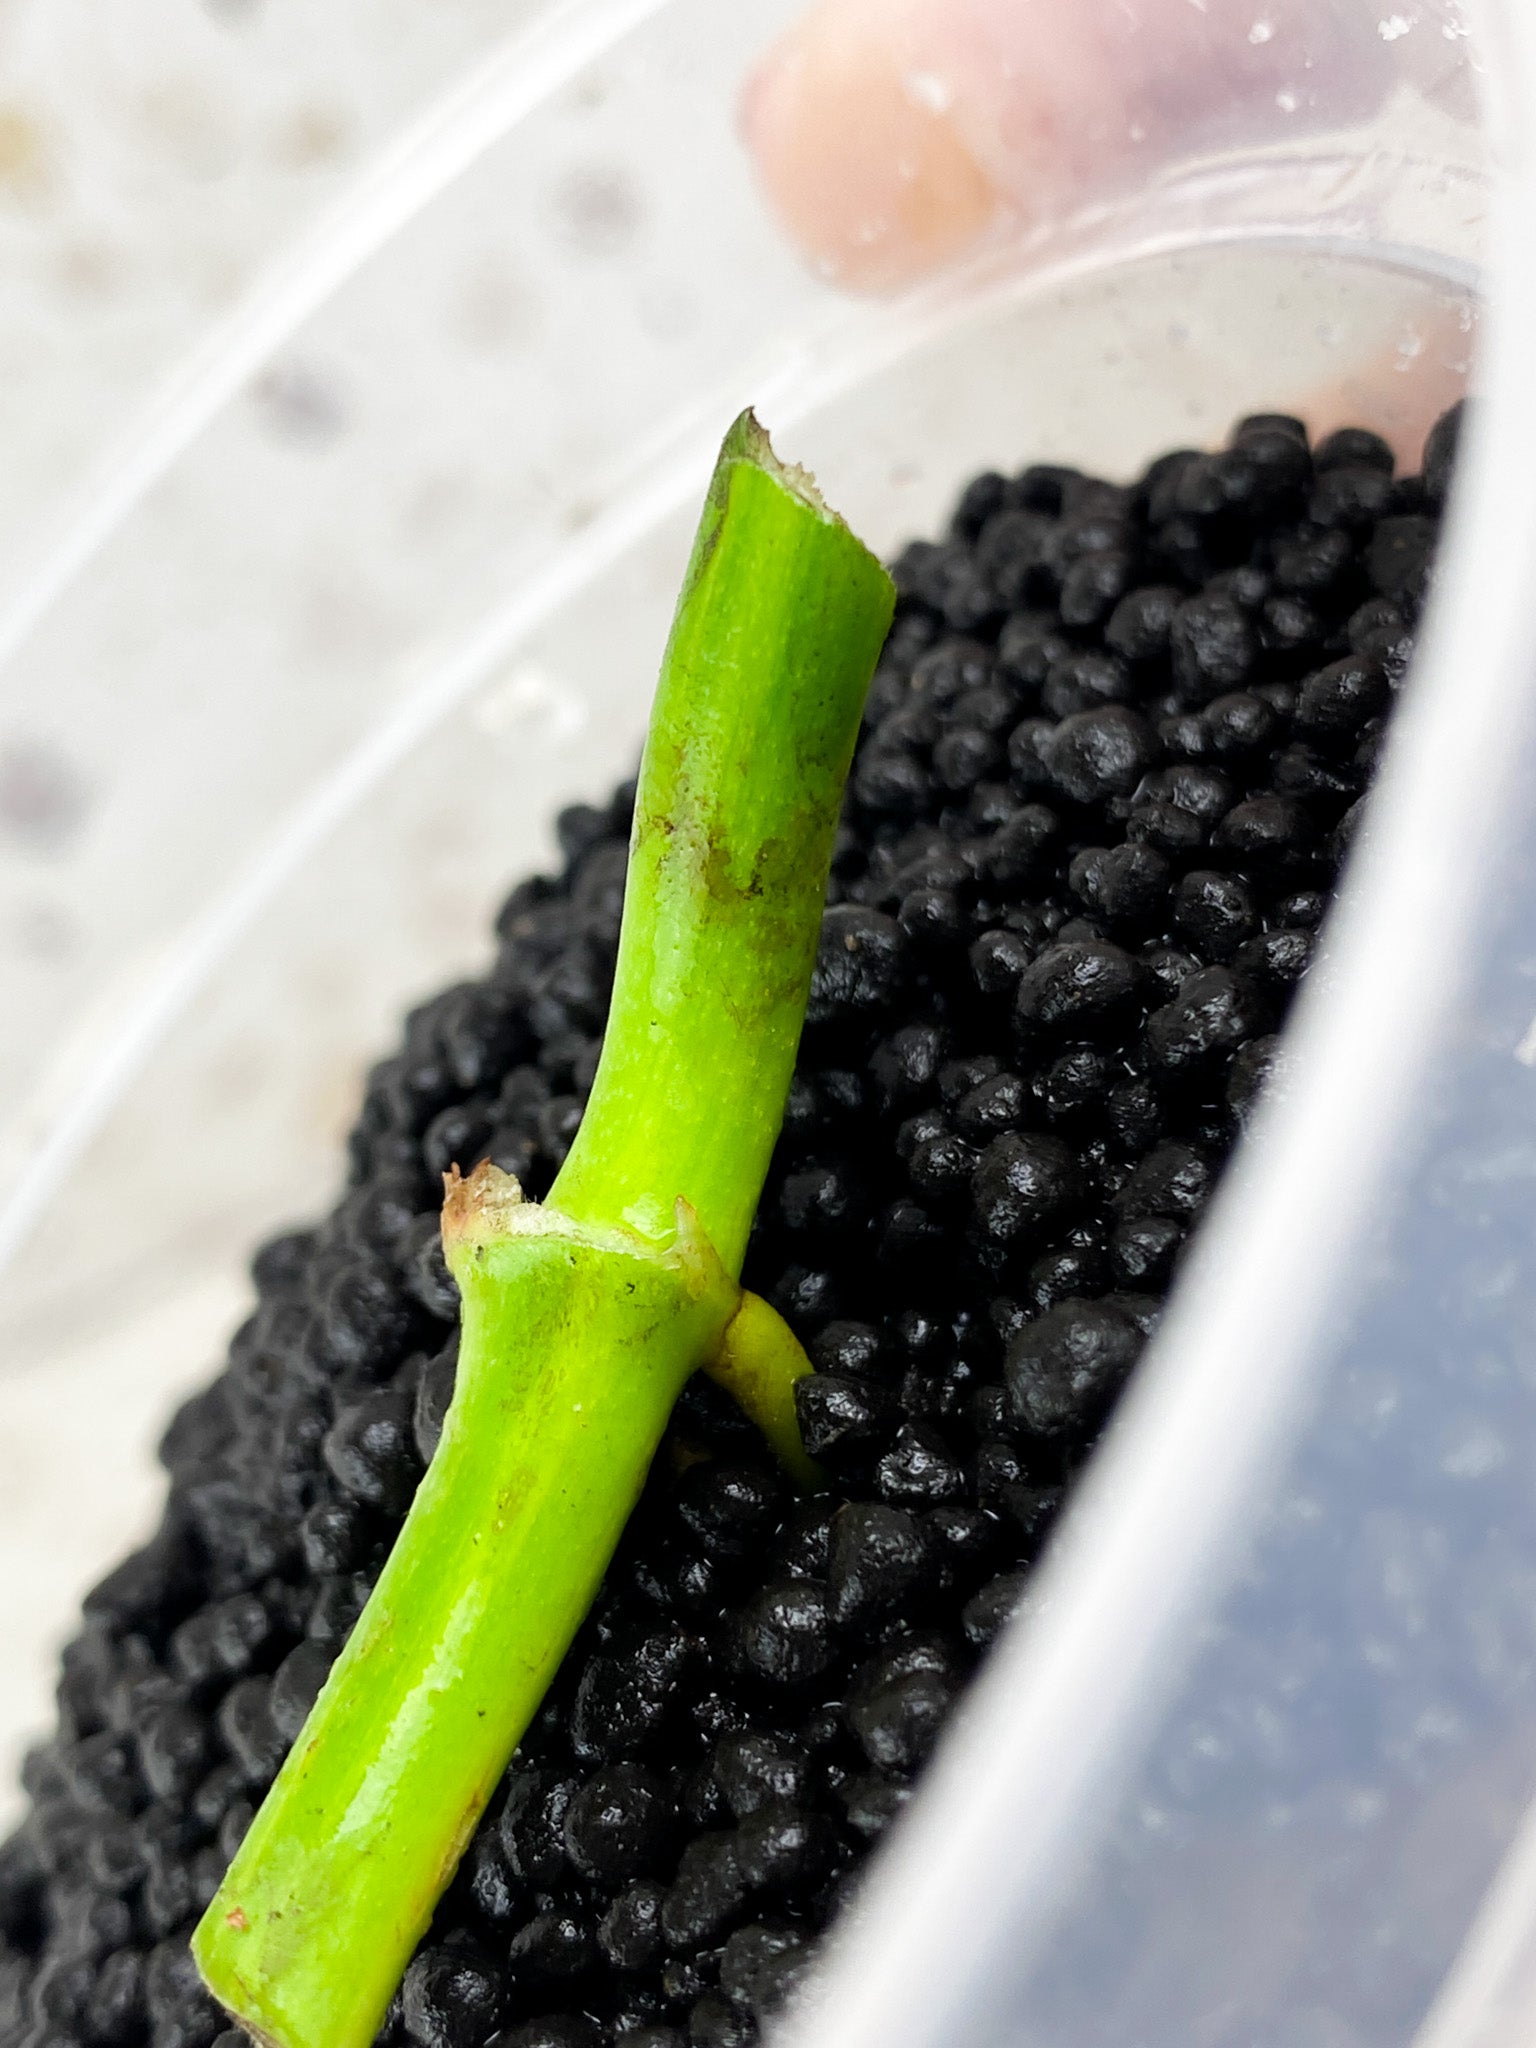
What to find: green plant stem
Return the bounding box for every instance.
[551,409,889,1272]
[193,412,894,2048]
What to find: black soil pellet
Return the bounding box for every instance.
[0,400,1460,2048]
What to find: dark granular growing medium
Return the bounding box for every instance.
[1,402,1459,2048]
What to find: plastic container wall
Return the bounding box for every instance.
[774,6,1536,2046]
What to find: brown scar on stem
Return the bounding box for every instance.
[441,1159,526,1243]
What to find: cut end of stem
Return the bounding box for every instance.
[721,407,830,518]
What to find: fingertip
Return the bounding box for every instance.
[741,0,1001,294]
[744,0,1411,298]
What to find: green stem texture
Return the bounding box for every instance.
[192,412,894,2048]
[552,409,892,1271]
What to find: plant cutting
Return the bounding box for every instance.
[192,410,896,2048]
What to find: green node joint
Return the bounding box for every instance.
[196,1170,741,2048]
[194,410,895,2048]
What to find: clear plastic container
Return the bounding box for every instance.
[1,2,1527,2041]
